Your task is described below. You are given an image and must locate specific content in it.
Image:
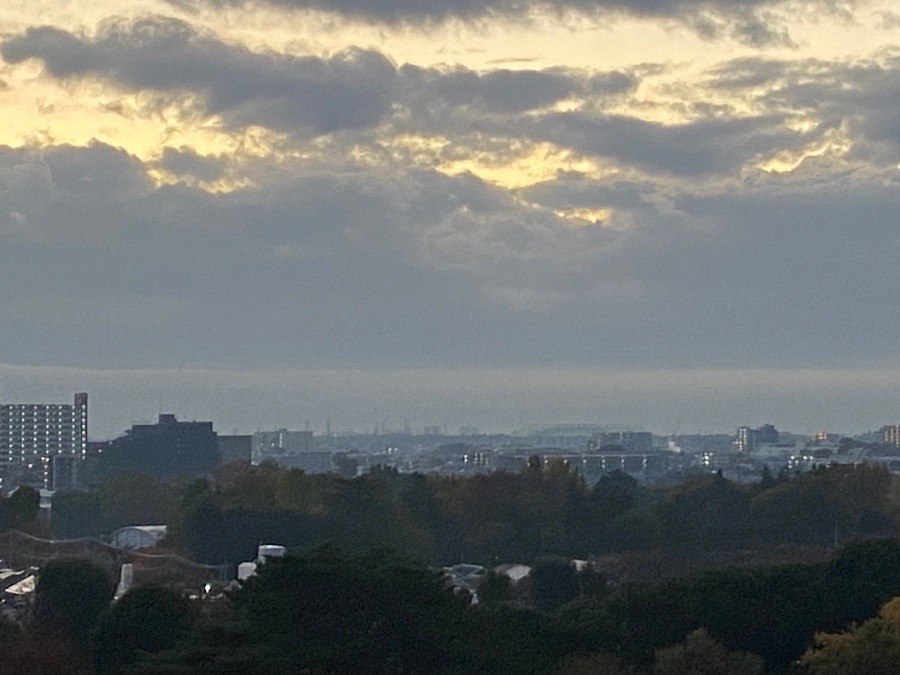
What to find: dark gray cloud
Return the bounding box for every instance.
[704,55,787,89]
[159,147,227,182]
[174,0,805,47]
[200,0,785,28]
[0,142,152,246]
[0,142,632,369]
[1,17,397,134]
[523,172,659,211]
[2,139,900,376]
[399,65,637,117]
[0,17,639,138]
[44,142,149,197]
[682,6,793,47]
[401,66,577,114]
[521,111,805,176]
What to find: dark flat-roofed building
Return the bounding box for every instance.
[218,435,252,465]
[96,413,219,479]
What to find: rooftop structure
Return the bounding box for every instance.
[252,429,313,464]
[110,525,168,550]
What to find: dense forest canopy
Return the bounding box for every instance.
[51,460,900,569]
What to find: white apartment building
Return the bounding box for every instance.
[0,392,87,488]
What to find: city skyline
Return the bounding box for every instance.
[4,366,900,440]
[1,1,899,434]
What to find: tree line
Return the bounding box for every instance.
[51,460,900,568]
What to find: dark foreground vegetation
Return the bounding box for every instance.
[5,541,900,673]
[5,461,900,672]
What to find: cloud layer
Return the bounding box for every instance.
[190,0,795,47]
[0,5,899,431]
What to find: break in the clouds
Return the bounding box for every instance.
[706,52,900,165]
[9,16,895,180]
[0,16,803,179]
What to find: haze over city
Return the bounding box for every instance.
[1,0,899,436]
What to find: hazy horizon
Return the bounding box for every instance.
[2,362,899,440]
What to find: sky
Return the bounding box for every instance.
[1,0,900,438]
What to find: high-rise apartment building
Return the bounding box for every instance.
[735,426,756,453]
[0,393,88,489]
[879,425,900,447]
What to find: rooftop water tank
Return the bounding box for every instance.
[257,544,287,561]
